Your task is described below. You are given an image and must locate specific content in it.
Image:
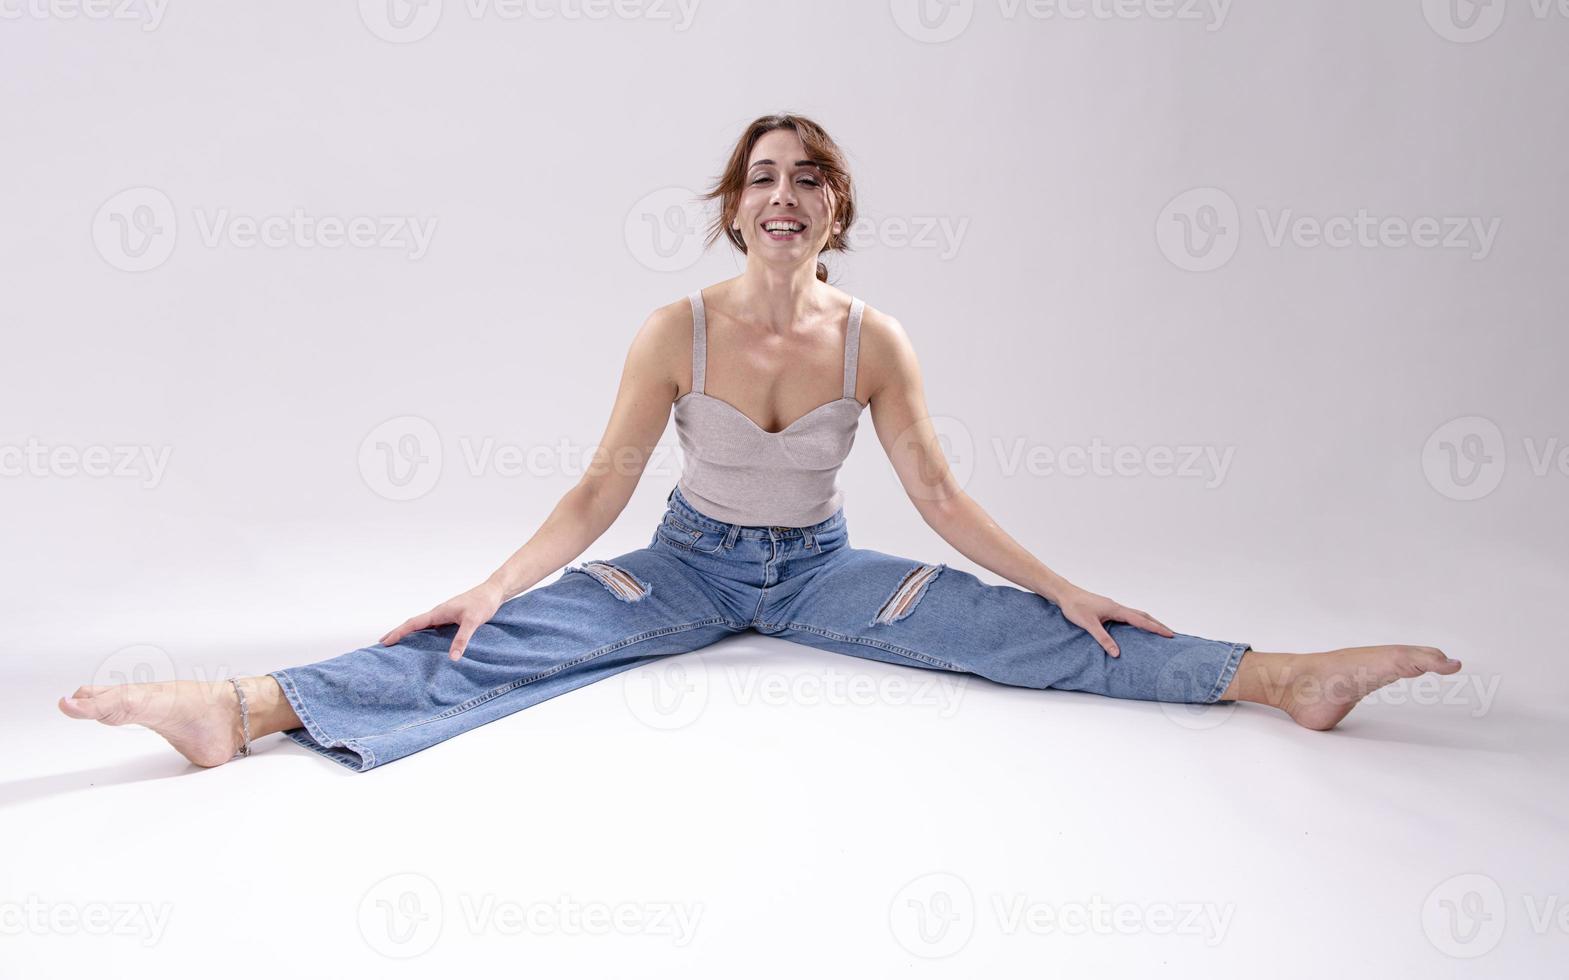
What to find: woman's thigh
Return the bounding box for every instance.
[767,546,1247,705]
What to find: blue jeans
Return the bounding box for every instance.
[269,483,1250,772]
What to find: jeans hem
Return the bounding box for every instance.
[1204,641,1251,704]
[268,669,376,772]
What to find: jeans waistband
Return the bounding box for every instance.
[666,483,846,541]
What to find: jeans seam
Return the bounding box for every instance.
[383,616,731,736]
[1204,641,1250,703]
[279,728,371,772]
[269,669,377,769]
[776,622,963,671]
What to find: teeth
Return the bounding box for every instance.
[764,222,804,232]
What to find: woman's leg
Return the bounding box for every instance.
[60,543,740,771]
[765,546,1459,729]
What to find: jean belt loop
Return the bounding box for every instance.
[723,523,740,550]
[802,526,817,553]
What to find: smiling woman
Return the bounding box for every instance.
[58,110,1462,773]
[698,112,858,284]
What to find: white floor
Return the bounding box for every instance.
[5,538,1565,979]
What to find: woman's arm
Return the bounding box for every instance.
[861,306,1172,657]
[482,302,686,600]
[380,301,685,661]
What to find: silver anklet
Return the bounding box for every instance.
[230,677,252,758]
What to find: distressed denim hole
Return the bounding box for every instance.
[872,562,944,625]
[575,561,651,602]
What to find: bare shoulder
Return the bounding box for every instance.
[854,301,919,401]
[624,294,698,401]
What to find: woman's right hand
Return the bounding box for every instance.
[379,579,509,662]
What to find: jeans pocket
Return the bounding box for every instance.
[656,513,726,554]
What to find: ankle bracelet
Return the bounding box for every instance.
[230,677,252,758]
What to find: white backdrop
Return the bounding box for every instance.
[2,2,1565,977]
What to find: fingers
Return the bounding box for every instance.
[1085,619,1119,658]
[1122,607,1175,638]
[449,617,481,662]
[381,611,431,646]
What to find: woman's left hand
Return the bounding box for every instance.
[1051,585,1174,658]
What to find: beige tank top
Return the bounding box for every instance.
[671,289,867,527]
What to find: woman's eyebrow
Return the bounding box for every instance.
[748,159,822,170]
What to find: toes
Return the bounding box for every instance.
[1410,646,1462,673]
[80,686,133,724]
[58,695,94,719]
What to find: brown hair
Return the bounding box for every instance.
[700,112,856,283]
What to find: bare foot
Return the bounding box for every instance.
[58,680,246,768]
[1254,645,1463,731]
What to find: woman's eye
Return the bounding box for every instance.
[800,178,820,186]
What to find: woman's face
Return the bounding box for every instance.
[733,128,840,266]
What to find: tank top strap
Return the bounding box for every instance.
[843,296,865,400]
[688,289,707,395]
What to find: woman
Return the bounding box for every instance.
[59,113,1461,772]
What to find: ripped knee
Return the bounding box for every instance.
[872,562,944,625]
[569,560,652,602]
